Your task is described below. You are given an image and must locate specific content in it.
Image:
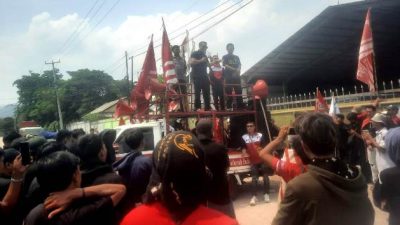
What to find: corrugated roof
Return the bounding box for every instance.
[243,0,400,95]
[87,97,127,115]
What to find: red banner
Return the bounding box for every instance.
[356,8,375,92]
[315,88,328,112]
[162,22,177,84]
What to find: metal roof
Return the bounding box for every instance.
[243,0,400,95]
[87,97,127,116]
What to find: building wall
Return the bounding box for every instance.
[66,117,127,133]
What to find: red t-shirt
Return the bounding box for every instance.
[271,148,306,200]
[271,156,305,183]
[357,111,371,129]
[120,203,238,225]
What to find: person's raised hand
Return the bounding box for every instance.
[277,126,289,141]
[11,155,27,179]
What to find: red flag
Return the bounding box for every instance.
[356,8,375,92]
[130,37,157,116]
[132,36,158,99]
[162,21,177,84]
[315,88,328,112]
[114,99,134,118]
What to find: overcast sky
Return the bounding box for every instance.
[0,0,360,105]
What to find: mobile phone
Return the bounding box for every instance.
[288,128,296,135]
[20,142,31,165]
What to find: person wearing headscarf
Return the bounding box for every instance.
[120,131,238,225]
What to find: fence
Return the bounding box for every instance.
[266,79,400,111]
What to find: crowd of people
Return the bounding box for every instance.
[1,100,400,224]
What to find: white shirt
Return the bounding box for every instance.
[374,128,395,175]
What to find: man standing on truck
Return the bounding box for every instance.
[190,41,211,111]
[223,43,244,109]
[241,121,270,206]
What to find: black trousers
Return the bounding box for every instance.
[193,75,210,110]
[250,163,270,196]
[175,78,187,111]
[225,75,244,109]
[211,78,225,111]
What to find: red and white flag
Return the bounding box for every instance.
[162,21,177,84]
[356,8,376,92]
[315,88,328,112]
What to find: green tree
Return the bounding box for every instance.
[14,69,129,128]
[0,117,15,136]
[13,70,62,128]
[62,69,123,123]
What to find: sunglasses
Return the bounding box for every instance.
[247,125,254,127]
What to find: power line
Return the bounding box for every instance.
[192,0,254,39]
[60,0,121,58]
[169,0,245,43]
[103,0,251,74]
[169,0,232,36]
[133,0,250,58]
[104,1,240,72]
[132,0,235,54]
[58,0,103,54]
[103,55,125,72]
[107,60,126,75]
[58,0,107,56]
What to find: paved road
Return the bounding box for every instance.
[233,176,388,225]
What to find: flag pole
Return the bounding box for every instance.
[259,99,272,142]
[368,7,379,97]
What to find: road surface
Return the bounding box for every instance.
[233,176,388,225]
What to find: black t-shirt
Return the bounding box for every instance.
[222,54,241,77]
[380,167,400,201]
[0,176,10,199]
[24,197,115,225]
[199,139,230,204]
[190,50,207,77]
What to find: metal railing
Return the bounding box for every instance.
[266,79,400,111]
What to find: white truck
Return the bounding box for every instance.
[114,120,251,198]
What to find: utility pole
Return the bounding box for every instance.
[125,51,130,104]
[129,56,134,90]
[45,60,64,130]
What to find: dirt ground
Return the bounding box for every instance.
[233,176,388,225]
